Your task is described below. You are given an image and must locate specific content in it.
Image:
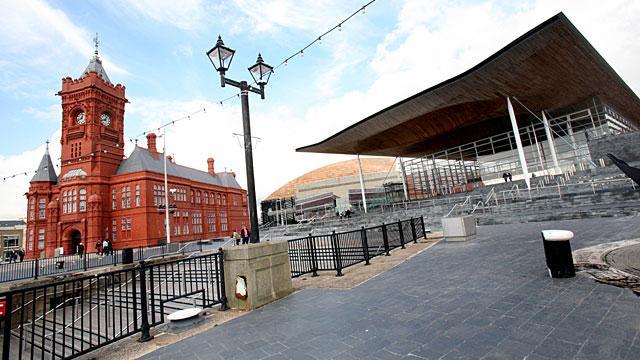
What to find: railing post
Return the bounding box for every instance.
[331,231,343,277]
[2,292,13,360]
[34,258,39,279]
[382,223,390,256]
[361,226,370,265]
[218,248,229,311]
[83,252,88,271]
[398,220,405,249]
[420,216,426,239]
[137,260,154,342]
[410,217,417,243]
[307,233,318,277]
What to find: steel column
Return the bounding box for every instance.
[542,111,560,173]
[356,154,368,213]
[507,97,531,190]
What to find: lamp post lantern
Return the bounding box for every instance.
[207,35,273,243]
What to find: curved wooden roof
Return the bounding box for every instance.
[266,157,395,200]
[297,13,640,157]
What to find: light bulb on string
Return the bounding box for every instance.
[318,37,322,45]
[338,23,342,31]
[300,50,304,57]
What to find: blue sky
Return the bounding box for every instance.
[1,0,639,218]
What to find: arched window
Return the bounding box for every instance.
[196,191,201,204]
[191,190,195,203]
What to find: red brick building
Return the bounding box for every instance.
[25,49,248,259]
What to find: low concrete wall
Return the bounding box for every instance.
[223,241,293,310]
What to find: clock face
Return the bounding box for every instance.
[76,112,86,125]
[100,113,111,126]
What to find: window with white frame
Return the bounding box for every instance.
[220,211,228,231]
[121,186,131,208]
[196,191,201,204]
[38,198,46,218]
[135,184,141,206]
[112,219,117,241]
[153,184,165,206]
[192,212,202,233]
[28,229,33,251]
[79,188,86,212]
[207,212,216,232]
[112,188,117,210]
[37,228,45,249]
[29,198,35,220]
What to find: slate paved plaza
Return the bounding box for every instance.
[143,216,640,360]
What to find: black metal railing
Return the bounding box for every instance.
[288,216,426,277]
[0,240,212,284]
[0,251,226,360]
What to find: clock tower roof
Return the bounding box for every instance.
[81,33,111,83]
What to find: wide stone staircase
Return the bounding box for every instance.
[263,162,639,237]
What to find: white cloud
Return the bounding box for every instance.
[0,0,127,97]
[110,0,218,31]
[0,130,61,219]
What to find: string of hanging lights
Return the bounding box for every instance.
[6,0,379,180]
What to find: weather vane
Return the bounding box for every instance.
[93,32,100,56]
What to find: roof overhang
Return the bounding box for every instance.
[297,13,640,157]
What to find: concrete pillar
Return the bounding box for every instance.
[542,112,560,173]
[357,154,368,213]
[507,97,530,190]
[223,241,293,310]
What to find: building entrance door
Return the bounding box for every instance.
[71,230,82,254]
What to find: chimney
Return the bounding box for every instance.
[167,155,173,163]
[146,133,157,154]
[207,157,215,175]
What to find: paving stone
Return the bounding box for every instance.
[142,217,640,360]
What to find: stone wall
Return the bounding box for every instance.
[588,132,640,165]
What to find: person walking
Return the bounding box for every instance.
[77,242,84,256]
[107,240,113,256]
[502,173,508,182]
[17,248,24,262]
[508,172,513,182]
[102,239,109,256]
[240,225,250,245]
[96,240,103,256]
[232,229,240,246]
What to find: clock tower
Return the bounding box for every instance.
[59,35,128,180]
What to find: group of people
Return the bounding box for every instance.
[5,248,25,263]
[336,208,352,219]
[95,239,114,256]
[502,172,513,182]
[232,225,251,245]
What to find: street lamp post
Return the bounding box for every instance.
[207,36,273,244]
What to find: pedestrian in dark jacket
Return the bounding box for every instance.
[508,172,513,182]
[17,249,25,262]
[240,225,250,245]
